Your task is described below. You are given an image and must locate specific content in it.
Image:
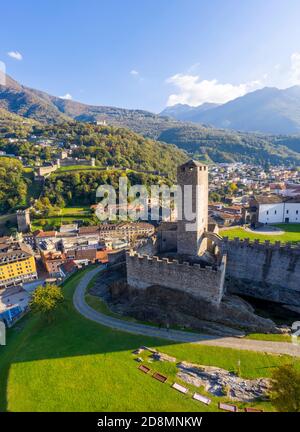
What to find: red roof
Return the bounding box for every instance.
[35,230,57,238]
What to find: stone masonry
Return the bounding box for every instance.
[224,237,300,306]
[177,160,208,257]
[126,251,226,305]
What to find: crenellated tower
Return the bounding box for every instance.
[176,160,208,257]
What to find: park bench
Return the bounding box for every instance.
[172,383,188,394]
[138,365,150,374]
[218,402,238,412]
[192,392,211,405]
[152,372,167,383]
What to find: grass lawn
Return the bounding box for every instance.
[56,165,104,173]
[1,267,299,412]
[221,224,300,244]
[60,206,91,216]
[245,333,291,343]
[31,215,94,231]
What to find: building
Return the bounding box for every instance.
[17,209,31,233]
[249,195,300,225]
[123,160,300,334]
[40,251,66,277]
[0,241,37,288]
[177,160,208,257]
[126,160,226,306]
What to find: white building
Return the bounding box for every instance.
[254,196,300,224]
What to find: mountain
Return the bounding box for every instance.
[1,75,300,165]
[160,102,219,122]
[0,75,70,123]
[176,86,300,135]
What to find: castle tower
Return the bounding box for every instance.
[17,209,31,233]
[177,160,208,257]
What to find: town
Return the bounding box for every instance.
[1,0,300,419]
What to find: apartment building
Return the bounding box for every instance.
[0,240,37,288]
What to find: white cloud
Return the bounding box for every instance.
[290,52,300,85]
[59,93,72,100]
[130,69,139,76]
[7,51,23,61]
[166,74,262,106]
[165,52,300,107]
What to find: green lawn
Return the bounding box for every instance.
[245,333,292,343]
[221,224,300,244]
[60,206,91,216]
[31,215,94,231]
[1,267,298,412]
[56,165,104,172]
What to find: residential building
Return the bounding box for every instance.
[0,241,37,288]
[248,195,300,225]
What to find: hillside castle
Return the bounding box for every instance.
[122,160,300,332]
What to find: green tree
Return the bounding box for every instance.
[30,285,64,323]
[270,364,300,412]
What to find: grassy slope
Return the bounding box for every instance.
[221,224,300,244]
[1,267,299,412]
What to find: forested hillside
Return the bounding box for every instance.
[1,75,300,165]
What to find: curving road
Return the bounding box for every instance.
[73,265,300,357]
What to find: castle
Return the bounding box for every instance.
[125,160,300,311]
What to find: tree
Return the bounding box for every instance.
[270,364,300,412]
[30,285,64,322]
[227,182,238,195]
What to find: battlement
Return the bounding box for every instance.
[126,250,226,305]
[127,250,223,271]
[224,235,300,306]
[222,236,300,253]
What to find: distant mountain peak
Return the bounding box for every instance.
[159,85,300,135]
[160,102,220,121]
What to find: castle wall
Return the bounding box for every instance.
[224,237,300,306]
[126,251,226,305]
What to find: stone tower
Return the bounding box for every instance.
[17,209,31,233]
[177,160,208,257]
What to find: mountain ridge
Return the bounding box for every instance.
[1,75,300,165]
[161,86,300,135]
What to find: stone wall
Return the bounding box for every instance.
[126,251,226,305]
[224,237,300,306]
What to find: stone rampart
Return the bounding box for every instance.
[223,237,300,305]
[126,251,226,305]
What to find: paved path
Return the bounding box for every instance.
[73,266,300,357]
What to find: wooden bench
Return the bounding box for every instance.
[218,402,238,412]
[152,372,168,383]
[172,383,188,394]
[244,407,264,412]
[138,365,150,374]
[193,392,211,405]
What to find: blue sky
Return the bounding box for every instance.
[1,0,300,112]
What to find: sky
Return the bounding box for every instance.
[1,0,300,112]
